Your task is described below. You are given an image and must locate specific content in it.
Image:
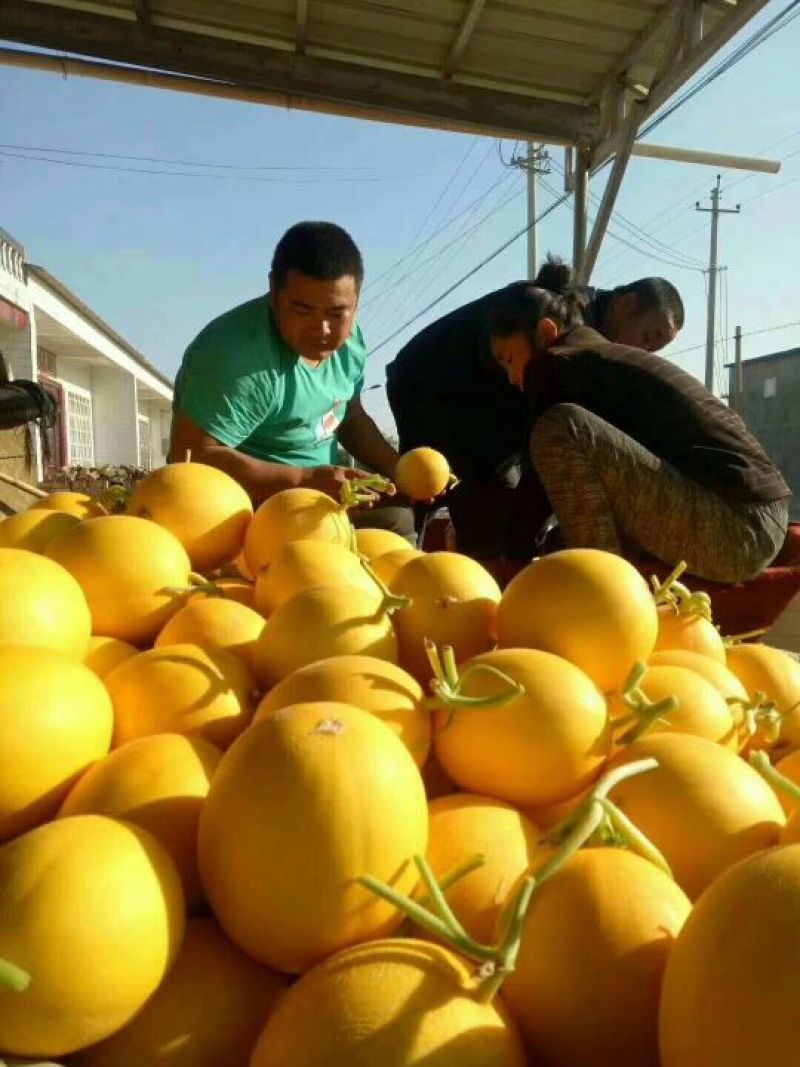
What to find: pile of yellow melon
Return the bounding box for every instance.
[1,458,799,1067]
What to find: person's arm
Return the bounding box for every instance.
[170,412,371,504]
[336,395,400,480]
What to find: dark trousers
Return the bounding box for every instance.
[446,404,788,582]
[350,499,417,545]
[531,403,788,583]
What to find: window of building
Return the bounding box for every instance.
[138,414,152,470]
[65,386,95,467]
[764,377,777,398]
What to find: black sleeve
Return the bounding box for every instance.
[0,381,58,430]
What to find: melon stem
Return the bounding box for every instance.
[359,859,497,963]
[340,475,397,509]
[618,695,679,745]
[0,957,31,993]
[163,573,225,599]
[358,557,411,616]
[415,853,486,906]
[414,855,471,942]
[425,641,525,728]
[361,759,661,1001]
[652,561,714,621]
[597,797,673,876]
[750,750,800,805]
[723,627,769,646]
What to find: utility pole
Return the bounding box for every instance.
[696,175,740,392]
[733,324,744,414]
[512,145,550,279]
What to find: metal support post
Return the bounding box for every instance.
[578,110,640,284]
[572,148,590,275]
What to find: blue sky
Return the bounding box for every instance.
[1,1,799,434]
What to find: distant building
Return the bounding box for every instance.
[0,227,173,486]
[727,347,800,520]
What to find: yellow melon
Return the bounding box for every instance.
[127,461,253,572]
[106,644,256,749]
[46,515,192,645]
[198,702,428,974]
[0,509,80,553]
[0,814,185,1058]
[0,647,113,842]
[59,733,222,912]
[0,547,91,657]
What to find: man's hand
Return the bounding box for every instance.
[300,464,377,504]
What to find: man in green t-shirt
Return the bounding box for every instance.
[171,221,412,538]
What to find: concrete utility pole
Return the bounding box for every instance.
[513,144,550,280]
[696,175,740,392]
[733,324,744,414]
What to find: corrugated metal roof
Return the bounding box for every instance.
[0,0,771,157]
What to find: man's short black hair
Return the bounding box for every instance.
[613,277,685,329]
[271,221,364,290]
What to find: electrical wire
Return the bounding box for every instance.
[362,168,516,294]
[376,171,524,334]
[367,188,571,356]
[364,137,480,296]
[360,169,519,312]
[666,319,800,360]
[0,148,407,184]
[548,157,704,269]
[639,0,800,143]
[0,141,408,171]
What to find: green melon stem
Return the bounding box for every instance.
[442,645,460,691]
[416,853,486,906]
[651,561,688,605]
[651,560,713,621]
[425,641,525,729]
[359,859,497,964]
[474,875,536,1003]
[414,856,471,942]
[362,758,661,1001]
[0,958,31,993]
[618,695,680,745]
[340,475,397,509]
[163,573,225,599]
[723,628,769,647]
[358,556,411,616]
[597,797,673,876]
[750,750,800,805]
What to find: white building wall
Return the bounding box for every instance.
[137,398,172,469]
[54,358,92,392]
[92,365,139,466]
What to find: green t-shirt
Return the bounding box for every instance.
[173,295,367,467]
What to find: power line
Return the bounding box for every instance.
[361,168,512,293]
[666,319,800,360]
[0,141,407,171]
[548,157,704,269]
[360,170,520,312]
[639,0,800,143]
[363,137,480,296]
[373,171,524,333]
[0,149,409,184]
[368,188,571,356]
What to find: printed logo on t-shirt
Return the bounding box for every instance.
[314,400,344,443]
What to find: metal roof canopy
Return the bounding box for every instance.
[0,0,772,279]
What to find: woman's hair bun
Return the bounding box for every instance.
[533,254,573,294]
